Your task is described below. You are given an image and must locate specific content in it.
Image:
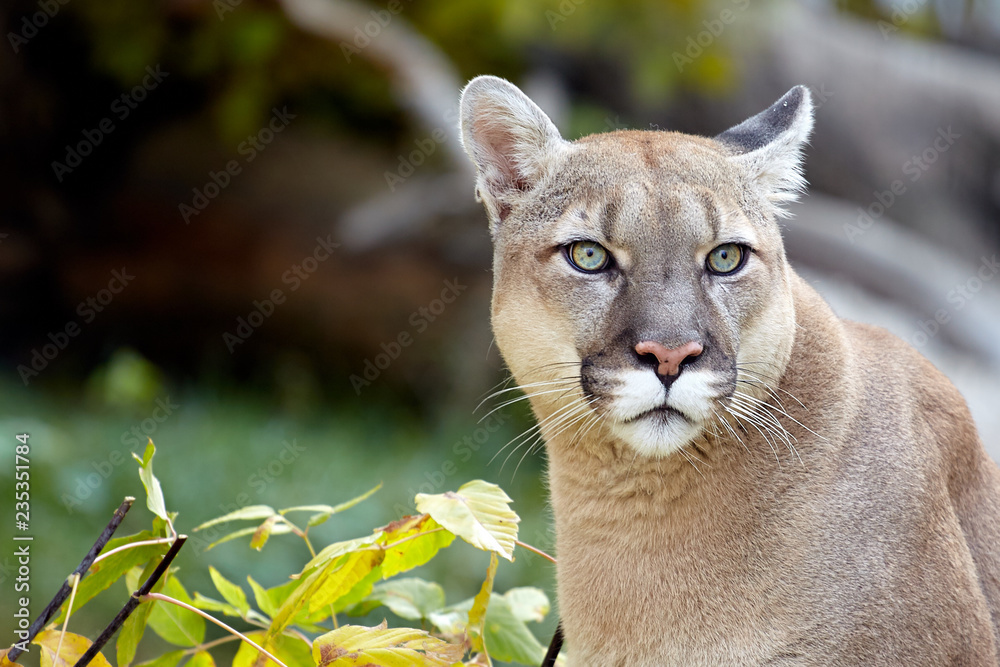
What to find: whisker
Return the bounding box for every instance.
[714,409,749,454]
[678,447,703,475]
[495,399,587,469]
[731,392,801,464]
[478,385,580,422]
[475,377,580,413]
[733,384,825,443]
[512,401,597,480]
[726,403,780,463]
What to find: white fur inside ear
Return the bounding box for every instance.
[718,86,815,218]
[459,76,571,226]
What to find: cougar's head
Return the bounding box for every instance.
[460,76,813,458]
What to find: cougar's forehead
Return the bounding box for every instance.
[534,132,758,254]
[567,130,736,192]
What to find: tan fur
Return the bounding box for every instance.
[461,76,1000,665]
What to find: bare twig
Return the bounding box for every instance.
[141,593,288,667]
[53,574,81,665]
[541,623,563,667]
[71,536,187,667]
[516,540,557,565]
[92,538,177,565]
[6,497,135,662]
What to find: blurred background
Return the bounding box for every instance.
[2,0,999,663]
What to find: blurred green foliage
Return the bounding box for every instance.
[64,0,764,145]
[63,0,953,149]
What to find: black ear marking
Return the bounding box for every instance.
[715,86,808,155]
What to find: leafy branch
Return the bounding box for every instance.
[73,537,188,667]
[4,442,559,667]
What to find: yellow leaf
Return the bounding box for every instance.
[312,622,464,667]
[33,631,113,667]
[233,631,313,667]
[377,514,455,579]
[415,481,519,561]
[2,648,21,667]
[308,550,384,613]
[467,553,498,657]
[186,652,215,667]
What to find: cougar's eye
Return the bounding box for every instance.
[706,243,746,275]
[567,241,611,272]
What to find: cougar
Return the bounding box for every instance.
[459,75,1000,666]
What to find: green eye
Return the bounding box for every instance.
[706,243,745,275]
[568,241,610,272]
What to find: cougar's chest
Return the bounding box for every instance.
[547,445,805,666]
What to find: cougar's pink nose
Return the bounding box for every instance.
[635,340,703,377]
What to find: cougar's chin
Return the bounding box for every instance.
[601,368,723,458]
[610,413,705,458]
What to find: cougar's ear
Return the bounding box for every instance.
[716,86,814,216]
[460,75,570,229]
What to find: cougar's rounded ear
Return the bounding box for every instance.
[716,86,814,217]
[459,75,571,229]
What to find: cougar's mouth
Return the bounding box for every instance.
[624,404,695,425]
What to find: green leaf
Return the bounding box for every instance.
[132,440,168,521]
[147,576,206,647]
[233,631,313,667]
[377,514,455,579]
[364,578,446,621]
[301,535,382,573]
[280,482,382,527]
[503,588,550,624]
[34,630,113,667]
[117,562,162,667]
[468,552,498,655]
[208,566,250,617]
[205,525,290,551]
[134,650,185,667]
[415,480,520,560]
[185,652,214,667]
[248,575,275,617]
[193,505,277,532]
[483,596,546,666]
[427,601,471,636]
[51,532,170,625]
[312,622,464,667]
